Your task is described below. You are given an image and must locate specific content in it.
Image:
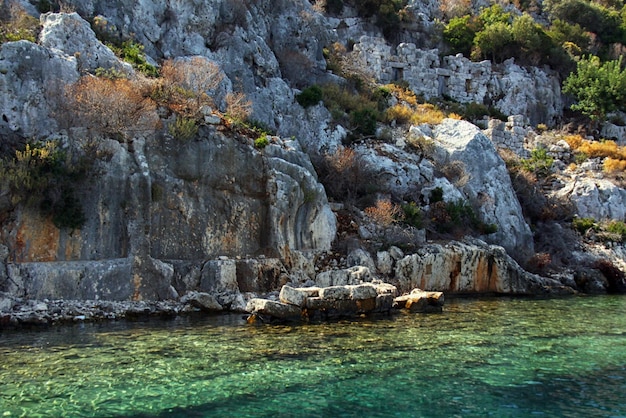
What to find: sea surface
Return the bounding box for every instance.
[1,295,625,417]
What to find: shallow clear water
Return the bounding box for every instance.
[1,295,625,417]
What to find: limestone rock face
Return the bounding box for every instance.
[39,13,131,74]
[0,40,78,137]
[556,177,626,221]
[394,240,568,295]
[357,142,435,198]
[180,291,223,312]
[433,119,534,261]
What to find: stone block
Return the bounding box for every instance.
[375,294,394,311]
[373,282,398,297]
[246,298,302,319]
[393,289,445,312]
[350,284,378,300]
[319,285,351,300]
[181,291,223,312]
[305,297,328,310]
[356,297,376,312]
[279,285,308,307]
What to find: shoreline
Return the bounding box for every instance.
[0,289,589,331]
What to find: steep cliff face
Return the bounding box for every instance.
[0,9,337,301]
[2,1,618,306]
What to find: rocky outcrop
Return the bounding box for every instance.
[432,119,534,261]
[392,288,444,313]
[0,291,219,328]
[556,176,626,221]
[393,240,573,295]
[2,84,334,306]
[39,13,132,74]
[0,40,78,138]
[245,281,442,322]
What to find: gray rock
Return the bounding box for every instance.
[246,298,302,319]
[433,119,534,262]
[393,239,569,295]
[39,13,132,74]
[319,285,352,301]
[0,40,79,137]
[279,285,308,307]
[349,284,378,300]
[557,177,626,221]
[181,292,223,312]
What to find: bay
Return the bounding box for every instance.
[1,295,625,417]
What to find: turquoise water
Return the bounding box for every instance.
[1,296,625,417]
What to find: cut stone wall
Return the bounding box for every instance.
[353,36,563,126]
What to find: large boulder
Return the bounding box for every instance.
[556,177,626,221]
[432,119,534,262]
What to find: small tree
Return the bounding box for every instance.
[562,56,626,121]
[444,15,477,56]
[472,22,514,62]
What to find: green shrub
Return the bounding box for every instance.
[168,117,198,142]
[563,56,626,121]
[350,106,378,137]
[401,201,423,229]
[108,40,158,77]
[606,220,626,242]
[0,141,88,229]
[429,187,444,203]
[429,199,496,235]
[325,0,344,14]
[444,15,477,56]
[521,148,554,176]
[471,21,514,63]
[0,6,40,44]
[254,134,270,149]
[572,217,597,234]
[296,85,323,108]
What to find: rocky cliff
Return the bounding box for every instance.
[0,0,624,316]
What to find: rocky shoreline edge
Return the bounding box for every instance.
[0,281,447,329]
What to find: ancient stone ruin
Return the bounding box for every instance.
[246,282,444,323]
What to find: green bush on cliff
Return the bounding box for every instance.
[108,40,159,78]
[296,85,323,108]
[0,141,87,229]
[0,5,40,44]
[168,117,198,142]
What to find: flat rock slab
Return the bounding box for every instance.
[246,298,302,319]
[393,289,444,313]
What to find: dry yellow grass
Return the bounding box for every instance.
[578,140,626,160]
[566,135,626,173]
[385,104,413,124]
[384,84,418,106]
[410,103,445,125]
[604,157,626,173]
[564,134,584,150]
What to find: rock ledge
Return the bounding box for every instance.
[246,282,444,323]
